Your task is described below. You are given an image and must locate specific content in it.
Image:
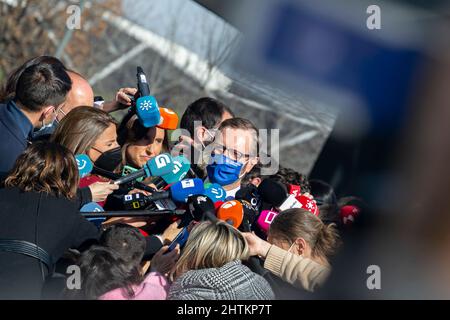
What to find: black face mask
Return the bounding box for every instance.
[93,147,122,172]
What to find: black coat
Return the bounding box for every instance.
[0,187,99,299]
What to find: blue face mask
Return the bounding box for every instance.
[206,154,244,186]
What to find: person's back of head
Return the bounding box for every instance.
[99,224,146,267]
[15,62,71,112]
[180,97,234,138]
[268,208,341,266]
[269,167,311,194]
[0,55,66,103]
[4,141,79,199]
[171,221,249,279]
[69,245,143,300]
[309,179,339,225]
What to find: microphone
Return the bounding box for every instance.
[216,200,244,228]
[75,154,93,178]
[258,179,288,210]
[80,202,106,228]
[239,200,259,232]
[135,66,160,128]
[114,153,174,185]
[235,184,261,212]
[296,194,319,216]
[279,194,302,211]
[154,155,191,188]
[157,107,179,130]
[204,183,227,203]
[170,178,205,203]
[186,195,217,223]
[288,184,302,198]
[256,210,279,235]
[122,178,205,209]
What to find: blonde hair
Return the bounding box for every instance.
[51,106,117,155]
[269,208,341,262]
[171,221,249,280]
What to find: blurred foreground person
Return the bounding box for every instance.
[0,142,99,299]
[168,221,274,300]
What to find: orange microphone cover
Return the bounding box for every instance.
[157,107,179,130]
[216,200,243,228]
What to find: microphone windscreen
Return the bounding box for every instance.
[157,107,179,130]
[187,195,216,222]
[258,179,288,208]
[76,154,93,178]
[256,210,279,235]
[80,202,106,227]
[204,183,227,203]
[216,200,244,228]
[136,95,160,128]
[148,153,174,177]
[170,178,205,203]
[288,184,302,197]
[235,184,261,212]
[161,155,190,184]
[296,194,319,216]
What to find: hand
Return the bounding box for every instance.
[88,182,119,202]
[128,188,152,197]
[115,87,138,108]
[161,220,183,245]
[150,245,180,275]
[242,232,271,258]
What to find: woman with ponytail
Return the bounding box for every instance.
[243,208,341,293]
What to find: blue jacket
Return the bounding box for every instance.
[0,100,33,179]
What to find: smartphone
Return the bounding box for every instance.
[167,227,189,252]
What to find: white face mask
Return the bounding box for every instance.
[55,107,67,124]
[200,128,217,149]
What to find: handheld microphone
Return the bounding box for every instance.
[216,200,244,228]
[279,194,302,211]
[258,179,288,210]
[296,194,319,216]
[204,183,227,203]
[154,155,191,188]
[122,178,204,209]
[256,210,279,235]
[157,107,179,130]
[80,202,106,228]
[235,184,261,212]
[114,153,174,185]
[288,184,302,197]
[187,195,217,223]
[135,66,160,128]
[239,200,259,232]
[75,154,93,178]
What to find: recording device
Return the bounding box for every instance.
[114,153,174,185]
[135,66,160,128]
[121,165,144,183]
[167,227,189,252]
[75,154,93,178]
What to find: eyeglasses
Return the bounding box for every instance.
[210,143,252,162]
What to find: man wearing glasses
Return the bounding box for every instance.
[206,118,260,198]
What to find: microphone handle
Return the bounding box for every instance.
[92,166,156,193]
[81,209,185,218]
[114,169,146,185]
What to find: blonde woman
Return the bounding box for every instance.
[168,221,274,300]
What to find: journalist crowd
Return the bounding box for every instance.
[0,56,365,300]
